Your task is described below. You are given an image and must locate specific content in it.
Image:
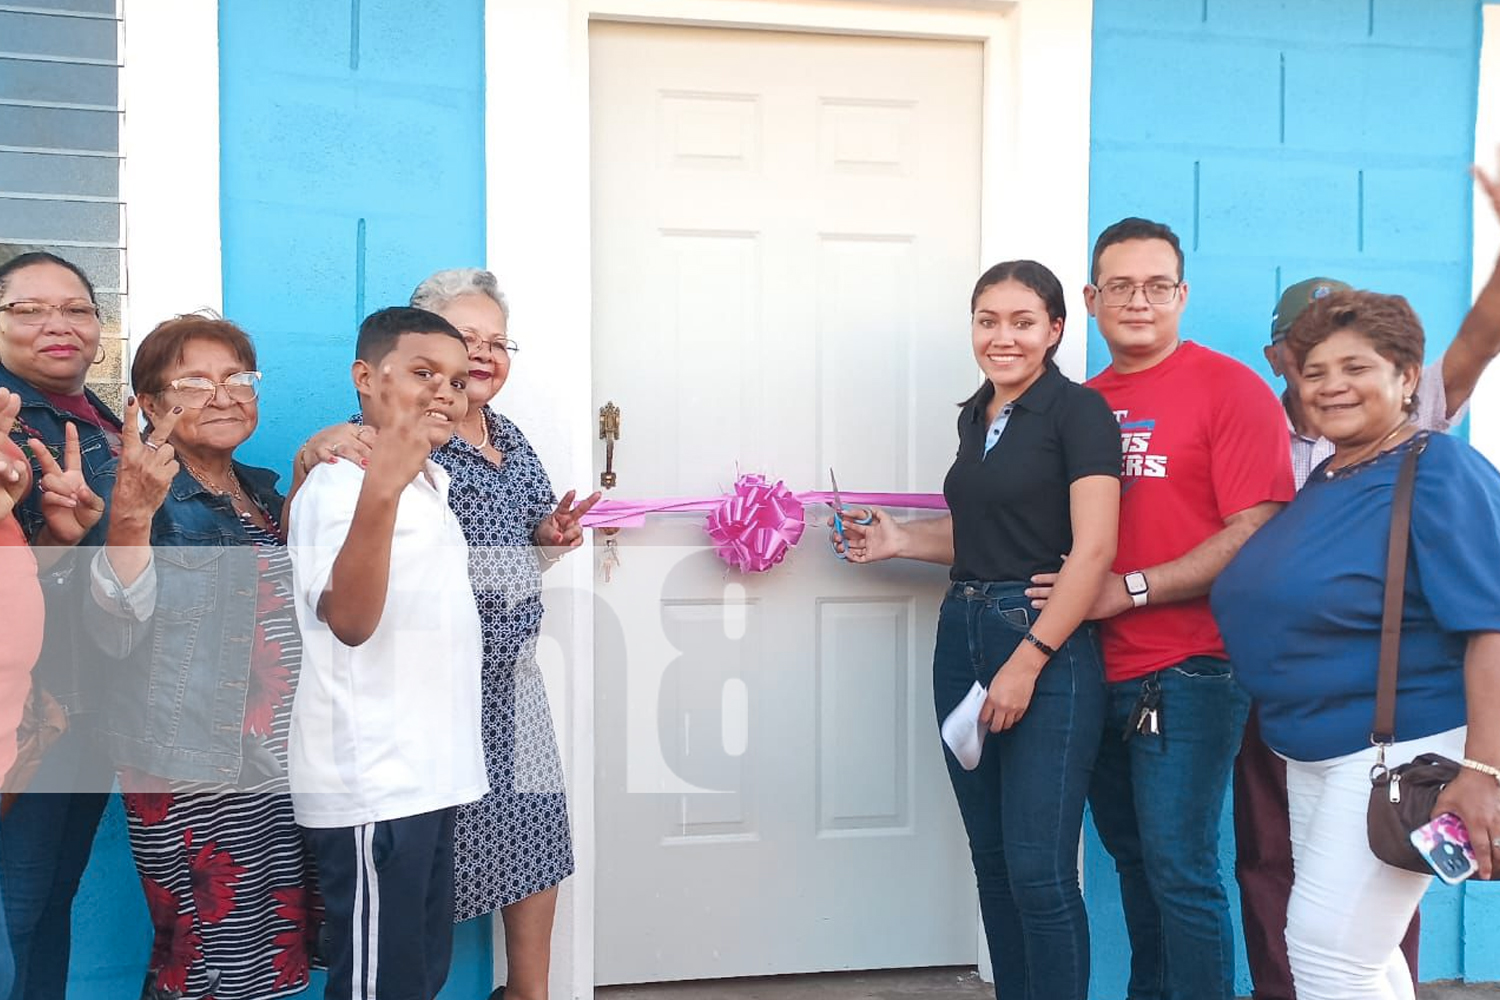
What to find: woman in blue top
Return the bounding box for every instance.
[837,261,1120,1000]
[0,251,117,1000]
[1212,290,1500,1000]
[86,315,319,1000]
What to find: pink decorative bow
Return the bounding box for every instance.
[704,474,805,573]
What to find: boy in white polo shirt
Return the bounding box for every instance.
[288,306,488,1000]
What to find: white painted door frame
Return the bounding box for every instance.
[1471,4,1500,467]
[119,0,224,348]
[484,1,1092,996]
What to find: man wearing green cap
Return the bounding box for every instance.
[1234,162,1500,1000]
[1264,274,1481,487]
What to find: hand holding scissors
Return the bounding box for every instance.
[828,467,877,561]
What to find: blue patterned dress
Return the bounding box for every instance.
[434,408,575,920]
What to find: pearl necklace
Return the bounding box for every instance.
[462,413,490,451]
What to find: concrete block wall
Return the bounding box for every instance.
[219,0,488,476]
[1086,0,1481,381]
[1084,0,1491,994]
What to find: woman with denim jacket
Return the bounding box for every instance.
[85,315,319,1000]
[833,261,1120,1000]
[0,251,119,1000]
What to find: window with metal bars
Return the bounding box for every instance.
[0,0,126,407]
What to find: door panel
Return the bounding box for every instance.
[590,22,983,983]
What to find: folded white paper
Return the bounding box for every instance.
[941,681,987,771]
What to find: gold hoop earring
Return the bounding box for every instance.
[92,343,106,366]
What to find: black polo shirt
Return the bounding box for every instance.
[943,362,1121,583]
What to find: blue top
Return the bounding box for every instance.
[1211,432,1500,761]
[86,462,287,782]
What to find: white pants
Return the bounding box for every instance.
[1283,726,1466,1000]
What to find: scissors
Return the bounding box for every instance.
[829,467,875,560]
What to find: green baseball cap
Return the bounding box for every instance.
[1271,277,1352,343]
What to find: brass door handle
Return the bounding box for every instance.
[599,401,621,489]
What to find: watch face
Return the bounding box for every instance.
[1125,572,1148,595]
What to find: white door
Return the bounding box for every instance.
[589,22,984,985]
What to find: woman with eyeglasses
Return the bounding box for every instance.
[410,268,595,1000]
[84,315,319,1000]
[295,268,597,1000]
[0,251,118,1000]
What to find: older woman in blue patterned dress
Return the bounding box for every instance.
[411,268,598,1000]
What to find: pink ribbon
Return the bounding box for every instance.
[579,473,950,574]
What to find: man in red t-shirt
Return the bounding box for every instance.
[1034,218,1293,1000]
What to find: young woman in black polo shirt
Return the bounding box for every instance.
[837,260,1120,1000]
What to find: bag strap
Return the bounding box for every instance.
[1372,437,1427,746]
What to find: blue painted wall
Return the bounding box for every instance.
[219,0,488,476]
[68,0,491,995]
[1086,0,1481,383]
[1084,0,1492,994]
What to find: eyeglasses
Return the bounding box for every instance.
[0,300,101,326]
[165,371,263,407]
[460,331,519,357]
[1094,280,1182,307]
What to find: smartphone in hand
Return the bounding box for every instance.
[1409,812,1479,885]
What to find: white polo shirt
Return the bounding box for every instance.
[287,457,488,828]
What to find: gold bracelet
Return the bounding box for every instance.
[1461,758,1500,784]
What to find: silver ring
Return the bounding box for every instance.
[143,440,160,452]
[330,443,342,456]
[1492,837,1500,849]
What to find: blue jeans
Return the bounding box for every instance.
[1087,656,1251,1000]
[934,582,1106,1000]
[1,720,112,1000]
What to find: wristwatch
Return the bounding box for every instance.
[1124,570,1149,608]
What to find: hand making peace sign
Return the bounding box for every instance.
[363,371,446,496]
[107,396,184,537]
[26,420,107,547]
[534,488,603,564]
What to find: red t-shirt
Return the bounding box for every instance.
[1086,341,1294,682]
[0,508,43,782]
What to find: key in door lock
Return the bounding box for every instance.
[599,401,621,489]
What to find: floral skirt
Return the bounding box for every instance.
[124,787,320,1000]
